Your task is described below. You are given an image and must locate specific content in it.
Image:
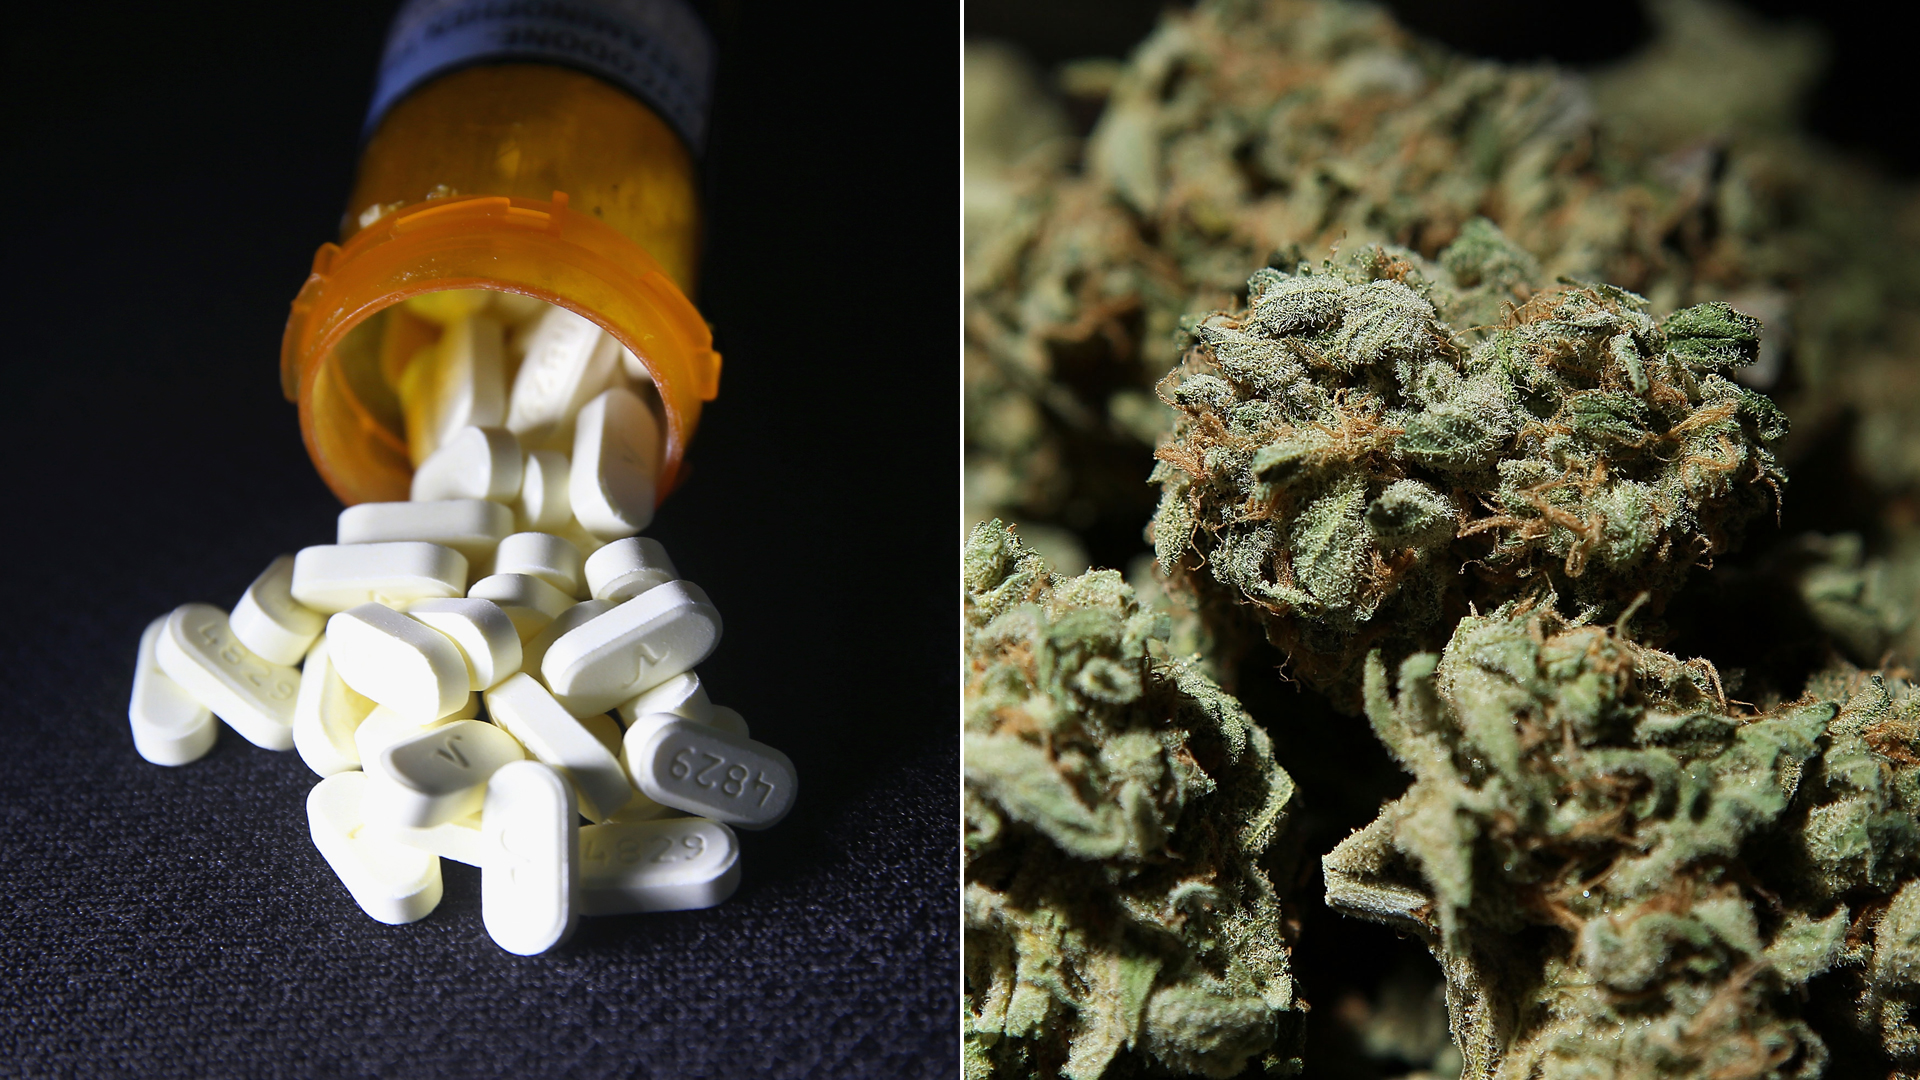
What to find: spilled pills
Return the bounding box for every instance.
[127,291,795,954]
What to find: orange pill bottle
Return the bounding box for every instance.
[280,0,721,506]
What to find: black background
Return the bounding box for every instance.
[0,2,958,1077]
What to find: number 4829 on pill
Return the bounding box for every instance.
[625,717,796,829]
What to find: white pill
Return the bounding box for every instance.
[293,635,375,776]
[290,542,468,615]
[485,673,636,822]
[613,671,713,727]
[401,312,506,466]
[493,532,584,598]
[337,499,514,568]
[405,598,523,691]
[583,537,678,603]
[354,704,460,764]
[327,603,471,722]
[541,581,721,715]
[377,811,486,867]
[307,771,443,925]
[521,599,615,686]
[626,718,796,829]
[516,450,572,532]
[569,386,661,540]
[616,709,744,805]
[229,555,325,666]
[506,306,622,449]
[129,615,217,766]
[367,718,526,827]
[410,425,525,503]
[481,760,579,955]
[578,818,739,915]
[469,572,576,641]
[155,603,299,751]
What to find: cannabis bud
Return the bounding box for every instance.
[963,520,1304,1078]
[1323,603,1920,1079]
[1151,235,1787,706]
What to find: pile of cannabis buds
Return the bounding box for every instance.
[963,2,1920,1078]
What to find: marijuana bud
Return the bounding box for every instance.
[965,0,1920,594]
[1324,605,1920,1079]
[1151,240,1787,706]
[963,520,1305,1078]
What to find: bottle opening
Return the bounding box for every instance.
[284,193,719,507]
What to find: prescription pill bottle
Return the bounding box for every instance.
[281,0,721,506]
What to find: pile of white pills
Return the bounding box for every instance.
[126,292,798,955]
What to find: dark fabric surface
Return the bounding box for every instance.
[0,3,959,1077]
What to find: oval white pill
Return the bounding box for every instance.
[485,673,636,823]
[517,450,573,532]
[129,615,217,766]
[292,635,375,777]
[155,603,299,751]
[290,542,469,615]
[583,537,678,603]
[481,760,579,955]
[506,306,622,449]
[308,771,443,925]
[578,818,740,915]
[337,499,514,567]
[229,554,325,666]
[411,425,525,503]
[354,704,459,765]
[616,709,746,815]
[614,671,713,727]
[368,718,526,827]
[541,580,721,716]
[521,599,615,689]
[405,597,523,690]
[400,312,506,466]
[493,532,584,598]
[570,386,660,540]
[327,604,471,722]
[626,718,796,830]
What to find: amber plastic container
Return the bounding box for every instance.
[281,63,720,507]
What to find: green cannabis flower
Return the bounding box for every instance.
[964,0,1920,573]
[963,520,1304,1078]
[1150,242,1786,706]
[964,4,1920,1078]
[1323,605,1920,1079]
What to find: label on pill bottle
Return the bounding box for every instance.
[367,0,715,152]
